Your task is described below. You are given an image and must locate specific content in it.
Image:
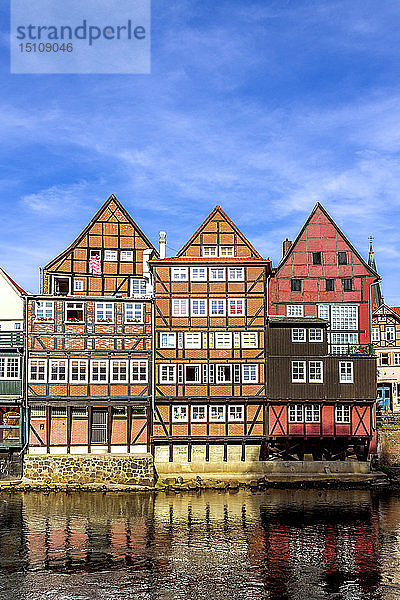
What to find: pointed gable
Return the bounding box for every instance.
[0,268,25,321]
[177,206,263,259]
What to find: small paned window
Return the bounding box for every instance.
[289,404,303,423]
[14,323,21,330]
[121,250,134,262]
[291,279,302,292]
[216,365,232,383]
[209,405,225,422]
[292,361,306,382]
[131,279,147,297]
[339,361,353,383]
[215,332,232,349]
[35,301,54,321]
[201,247,217,257]
[338,252,348,265]
[70,360,88,383]
[184,332,202,349]
[286,305,304,317]
[191,267,207,281]
[386,326,396,341]
[74,280,84,292]
[312,252,322,265]
[90,360,108,383]
[172,405,188,422]
[65,302,84,323]
[228,405,244,422]
[309,361,323,383]
[342,279,353,291]
[381,353,389,366]
[29,359,47,382]
[305,404,320,423]
[125,303,144,323]
[49,359,67,382]
[219,246,235,257]
[185,365,201,383]
[209,268,225,281]
[191,299,207,316]
[292,328,306,342]
[209,299,225,316]
[160,365,176,383]
[228,268,244,281]
[191,405,207,422]
[0,357,20,379]
[110,360,128,383]
[394,353,400,366]
[242,364,258,382]
[241,332,258,348]
[325,279,335,292]
[131,360,148,383]
[336,404,351,423]
[172,299,189,317]
[171,268,188,281]
[372,327,380,342]
[95,302,114,323]
[104,250,117,261]
[318,304,330,321]
[309,328,323,342]
[31,406,46,417]
[228,299,245,316]
[160,333,176,348]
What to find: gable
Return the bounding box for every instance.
[373,304,400,323]
[0,270,24,320]
[177,206,262,258]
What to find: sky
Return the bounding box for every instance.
[1,0,400,301]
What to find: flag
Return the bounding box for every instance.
[89,254,102,275]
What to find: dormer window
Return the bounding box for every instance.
[202,246,218,257]
[219,246,234,257]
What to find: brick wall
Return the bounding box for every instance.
[378,429,400,465]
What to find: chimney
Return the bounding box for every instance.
[282,238,292,258]
[159,231,167,259]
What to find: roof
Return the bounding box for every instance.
[268,316,328,325]
[276,203,380,279]
[391,307,400,317]
[150,256,270,264]
[0,268,28,296]
[44,194,158,271]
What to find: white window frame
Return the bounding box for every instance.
[0,357,20,380]
[104,250,118,261]
[191,299,207,316]
[95,302,114,324]
[65,302,84,323]
[69,359,88,383]
[121,250,134,262]
[160,332,176,348]
[228,405,244,422]
[305,404,320,423]
[131,360,148,383]
[191,405,207,422]
[184,364,201,384]
[209,268,225,281]
[160,364,176,384]
[309,361,323,383]
[171,267,189,281]
[216,364,233,383]
[286,305,304,317]
[241,332,258,348]
[292,361,306,383]
[289,404,304,423]
[209,405,225,422]
[74,280,84,292]
[242,364,258,382]
[339,361,354,383]
[309,328,323,342]
[209,299,226,316]
[219,246,234,257]
[292,328,306,342]
[201,246,217,257]
[372,327,380,342]
[29,359,47,382]
[394,353,400,366]
[228,268,244,281]
[228,298,245,316]
[172,405,188,423]
[215,332,232,349]
[172,299,189,317]
[35,301,54,321]
[90,360,108,384]
[131,279,148,298]
[190,267,207,281]
[49,359,68,383]
[386,326,396,341]
[125,302,144,324]
[110,359,129,383]
[335,404,351,424]
[184,332,202,349]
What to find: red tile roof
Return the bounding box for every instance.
[0,268,28,295]
[151,256,270,263]
[391,307,400,317]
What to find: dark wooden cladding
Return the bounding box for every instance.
[267,320,328,357]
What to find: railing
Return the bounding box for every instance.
[0,414,22,447]
[328,343,374,357]
[0,332,24,347]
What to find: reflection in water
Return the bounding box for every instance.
[1,489,400,599]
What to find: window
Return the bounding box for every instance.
[336,404,351,423]
[292,361,306,382]
[289,404,303,423]
[216,364,232,383]
[72,407,88,418]
[65,302,84,323]
[74,280,84,292]
[338,252,348,265]
[191,405,207,422]
[286,305,304,317]
[291,279,302,292]
[241,332,258,348]
[292,328,306,342]
[14,323,21,330]
[35,301,54,321]
[160,365,176,383]
[215,332,232,349]
[95,302,114,323]
[160,332,176,348]
[219,246,234,257]
[49,359,67,383]
[172,299,189,317]
[172,268,188,281]
[52,407,67,418]
[381,353,389,366]
[191,267,207,281]
[209,405,225,421]
[242,364,258,382]
[90,360,108,383]
[331,305,358,330]
[339,361,353,383]
[309,328,323,342]
[185,364,201,383]
[386,326,396,341]
[0,357,20,379]
[201,246,217,257]
[131,279,147,298]
[131,360,148,383]
[121,250,134,262]
[342,279,353,292]
[325,279,335,292]
[125,303,144,323]
[305,404,320,423]
[172,405,188,422]
[309,361,323,383]
[312,252,322,265]
[394,353,400,366]
[228,299,245,316]
[318,304,330,321]
[210,299,225,316]
[209,268,225,281]
[184,332,202,349]
[228,268,244,281]
[53,276,71,295]
[29,359,47,382]
[105,250,117,261]
[228,405,244,422]
[331,333,359,354]
[31,406,46,417]
[372,327,380,342]
[191,299,207,316]
[110,360,129,383]
[70,360,88,383]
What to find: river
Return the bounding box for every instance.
[0,488,400,600]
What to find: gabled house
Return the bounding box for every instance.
[372,304,400,412]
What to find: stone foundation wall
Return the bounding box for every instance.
[23,453,155,486]
[0,453,23,480]
[378,429,400,465]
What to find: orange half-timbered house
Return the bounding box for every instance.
[27,195,158,454]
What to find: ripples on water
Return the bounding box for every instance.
[1,488,400,600]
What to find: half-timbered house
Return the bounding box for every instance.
[372,304,400,412]
[27,195,158,454]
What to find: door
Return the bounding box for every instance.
[91,409,107,444]
[377,385,392,411]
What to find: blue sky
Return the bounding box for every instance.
[1,1,400,301]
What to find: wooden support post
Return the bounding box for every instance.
[107,406,112,453]
[188,443,192,463]
[223,443,227,462]
[169,443,173,463]
[46,406,51,454]
[127,406,132,453]
[241,443,246,462]
[66,406,72,454]
[205,443,210,462]
[87,406,92,454]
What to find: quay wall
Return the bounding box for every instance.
[378,428,400,465]
[0,453,23,480]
